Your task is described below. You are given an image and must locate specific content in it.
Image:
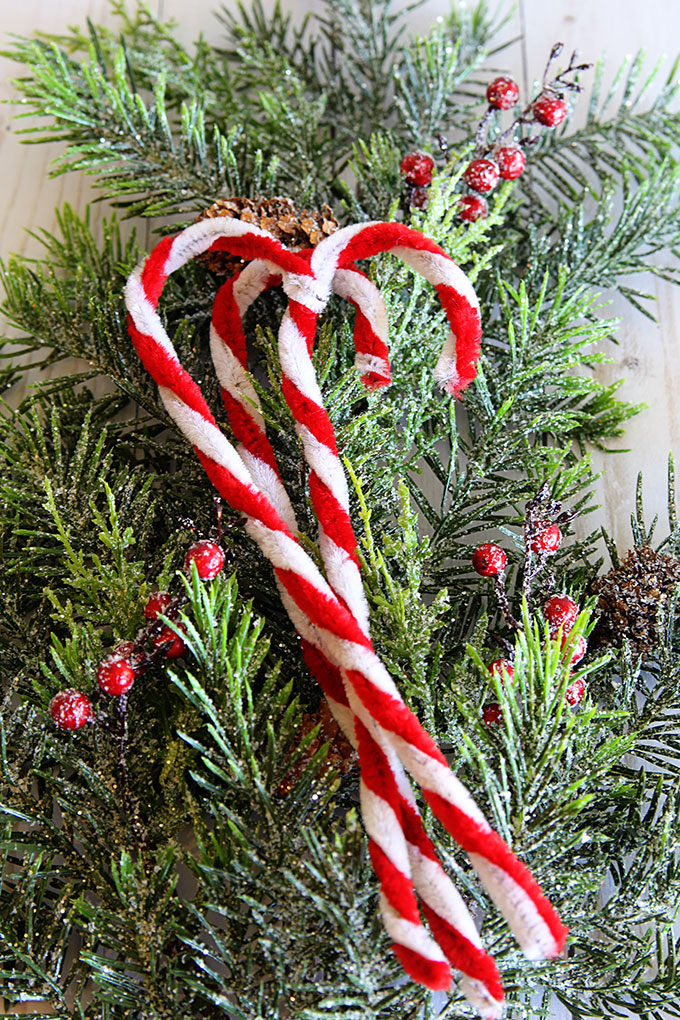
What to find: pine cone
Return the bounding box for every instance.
[277,699,355,796]
[196,196,340,276]
[589,545,680,655]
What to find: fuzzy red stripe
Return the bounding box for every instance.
[275,569,372,649]
[308,472,359,564]
[354,717,404,820]
[140,236,174,306]
[352,308,390,363]
[299,640,349,707]
[345,668,449,767]
[128,318,217,425]
[221,390,281,476]
[195,450,293,537]
[289,300,319,355]
[391,944,451,992]
[355,720,430,939]
[399,797,506,997]
[337,224,453,269]
[212,279,248,366]
[281,376,338,451]
[421,904,504,1000]
[399,798,438,863]
[361,371,391,391]
[423,792,568,955]
[353,310,391,389]
[206,235,314,276]
[435,282,482,396]
[369,840,421,925]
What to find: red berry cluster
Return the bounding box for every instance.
[472,484,589,727]
[482,592,588,727]
[49,539,226,731]
[458,74,526,223]
[543,593,588,702]
[400,150,435,210]
[458,46,590,224]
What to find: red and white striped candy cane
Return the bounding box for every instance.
[210,259,506,1015]
[239,220,566,984]
[125,216,567,1016]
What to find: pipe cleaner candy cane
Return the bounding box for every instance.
[125,216,568,1018]
[211,262,505,1013]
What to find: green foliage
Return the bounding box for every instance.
[528,51,680,208]
[2,2,680,1018]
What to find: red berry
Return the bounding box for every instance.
[482,702,503,727]
[496,145,526,180]
[400,150,435,186]
[472,543,507,577]
[49,689,92,730]
[114,641,136,658]
[486,76,520,110]
[185,540,225,580]
[488,659,514,687]
[564,634,587,666]
[112,641,147,675]
[153,625,187,660]
[144,591,174,620]
[410,186,429,209]
[530,522,562,555]
[543,594,578,633]
[565,677,586,706]
[533,95,568,127]
[463,158,500,194]
[97,657,135,696]
[458,194,489,222]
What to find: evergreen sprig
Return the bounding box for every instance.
[2,2,680,1018]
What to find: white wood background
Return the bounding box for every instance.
[1,1,679,1016]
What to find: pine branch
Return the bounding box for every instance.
[523,51,680,211]
[519,164,680,314]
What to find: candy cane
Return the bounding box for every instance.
[239,220,565,980]
[125,216,567,1014]
[211,261,505,1015]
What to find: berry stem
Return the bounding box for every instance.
[544,45,592,94]
[493,574,521,631]
[475,109,495,154]
[436,132,450,162]
[472,43,592,159]
[542,43,564,89]
[214,496,223,544]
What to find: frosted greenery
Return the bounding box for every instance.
[1,2,680,1018]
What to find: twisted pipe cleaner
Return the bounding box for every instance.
[125,216,567,1016]
[210,258,505,1015]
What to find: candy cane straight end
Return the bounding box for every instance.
[434,335,481,398]
[459,977,505,1020]
[391,944,452,992]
